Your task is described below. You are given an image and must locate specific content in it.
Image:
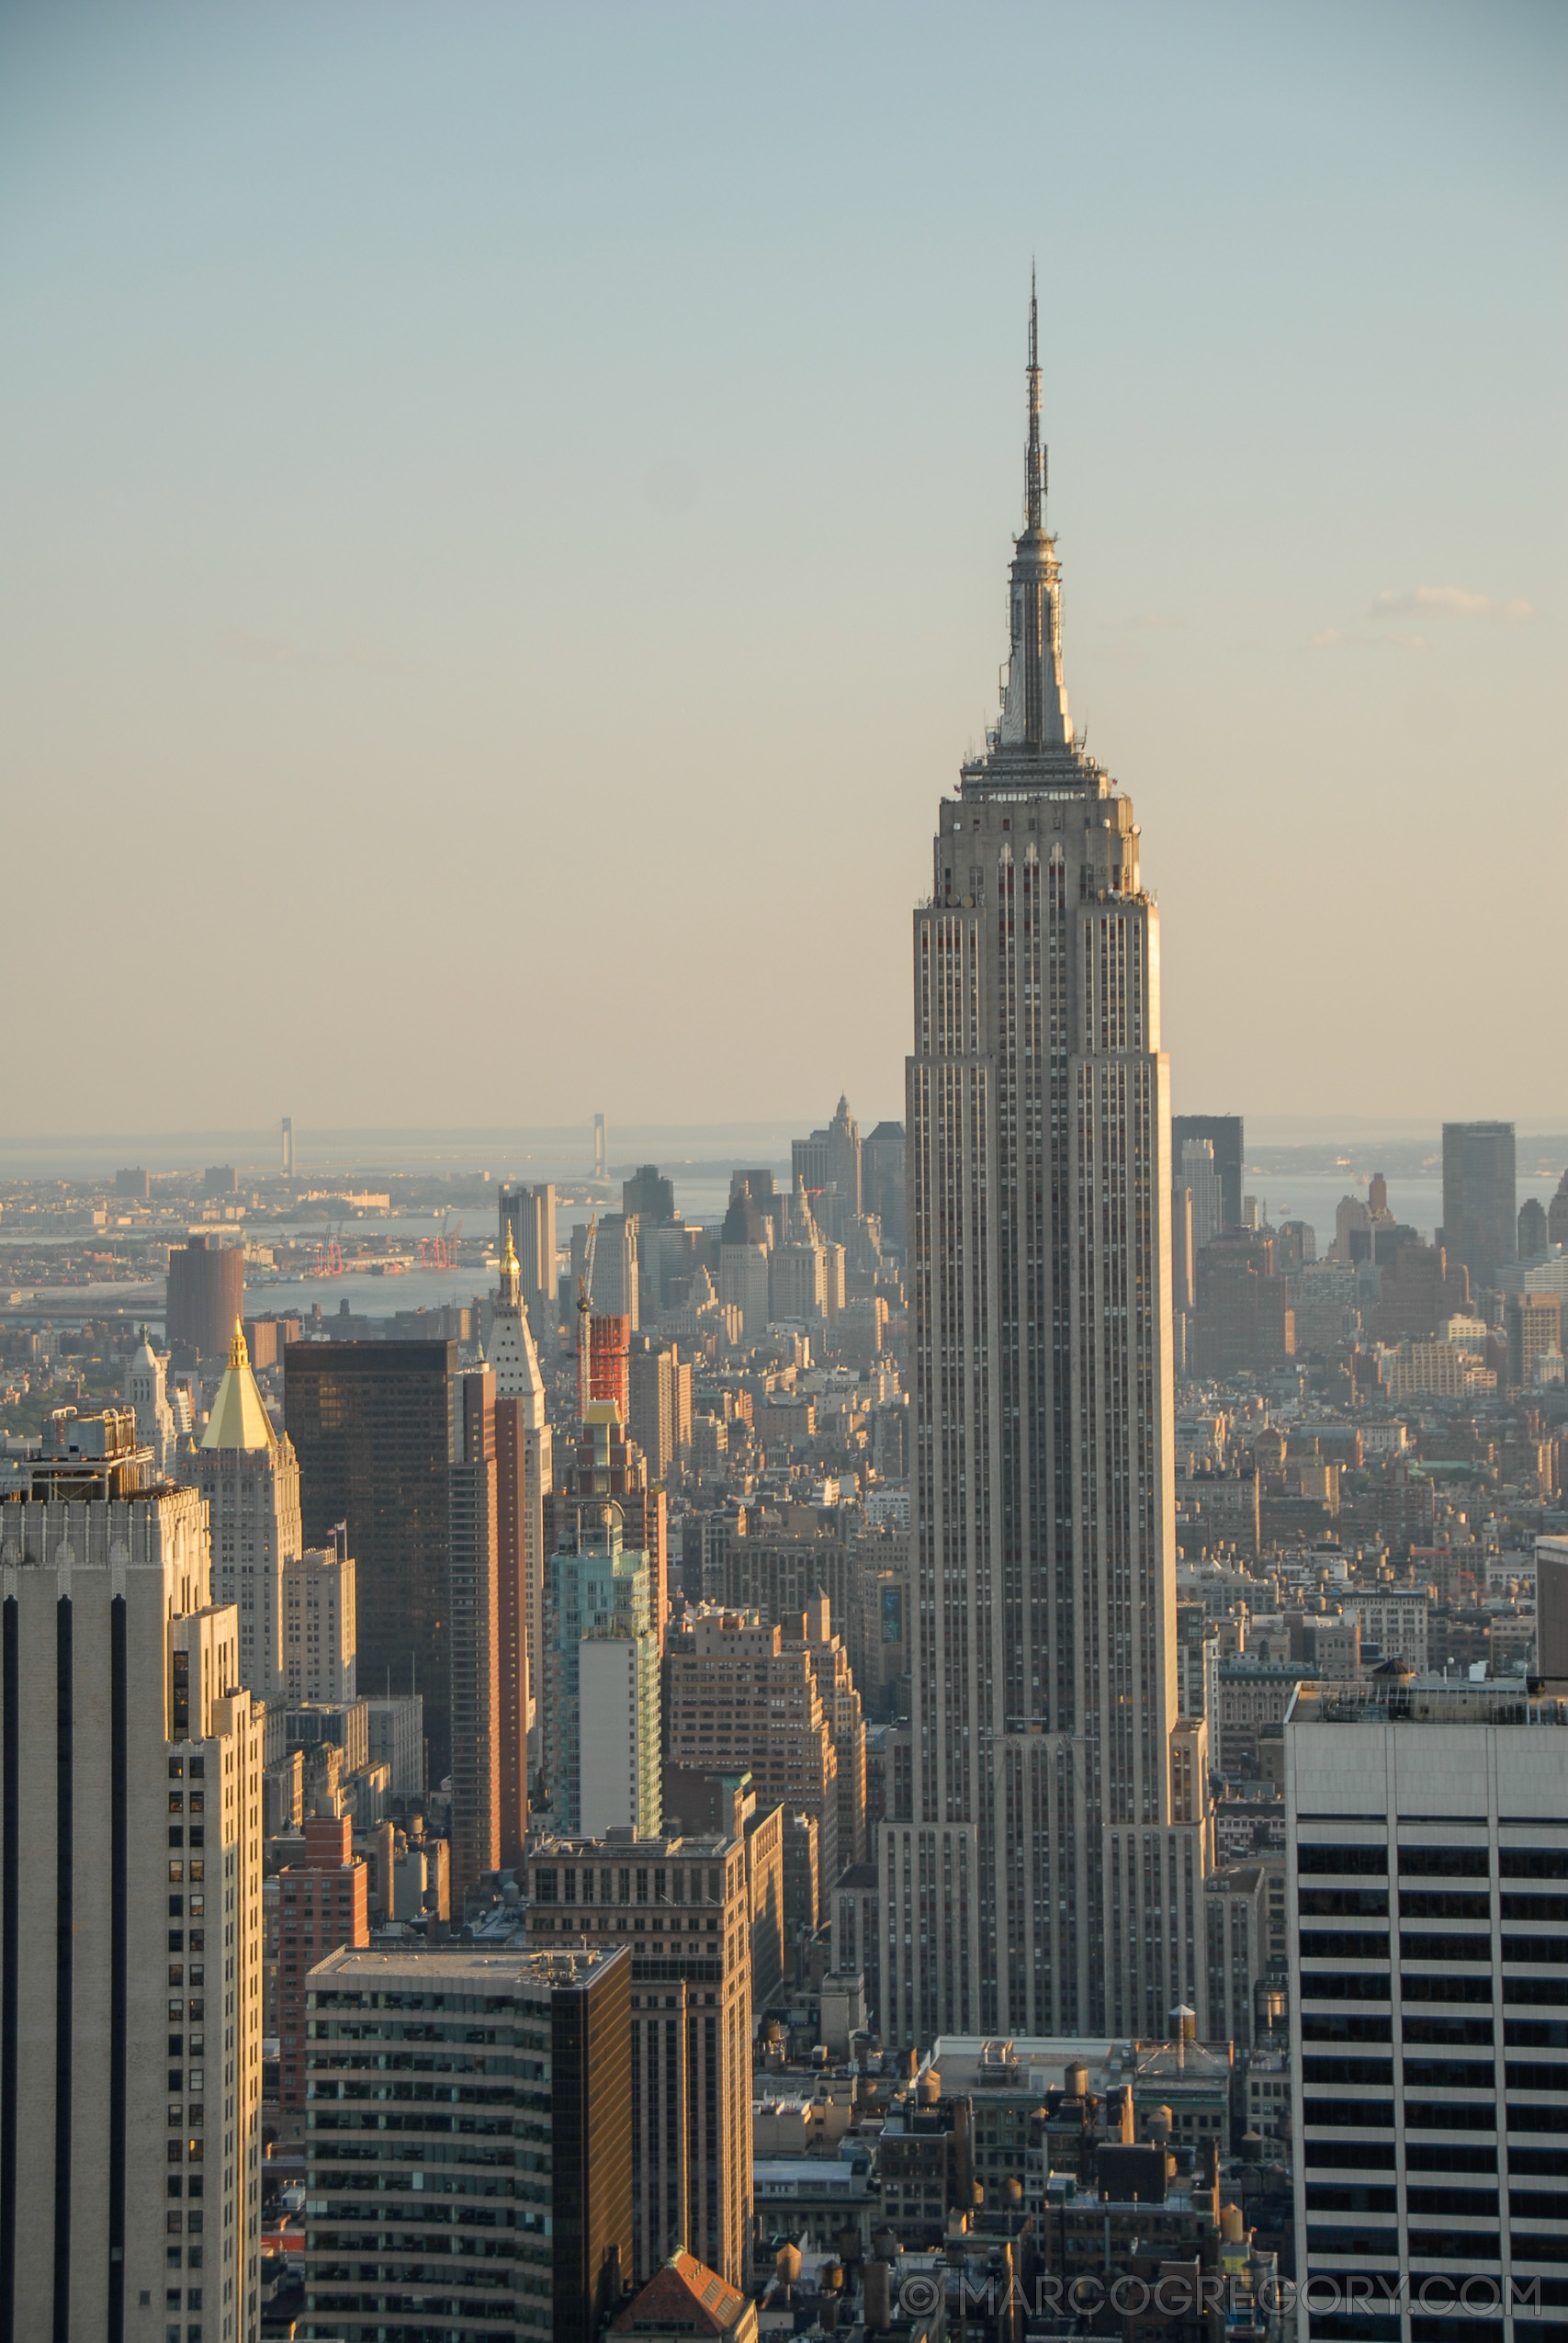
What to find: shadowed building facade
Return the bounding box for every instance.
[283,1341,457,1779]
[1441,1120,1517,1288]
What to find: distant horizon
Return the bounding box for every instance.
[3,1109,1566,1186]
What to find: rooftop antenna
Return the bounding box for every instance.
[1025,261,1045,534]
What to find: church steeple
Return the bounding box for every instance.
[997,277,1071,754]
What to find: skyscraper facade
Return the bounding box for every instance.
[276,1815,367,2111]
[628,1339,678,1480]
[1285,1673,1568,2343]
[1178,1136,1222,1254]
[500,1182,558,1343]
[304,1944,633,2343]
[548,1403,669,1649]
[793,1097,864,1241]
[863,1119,908,1250]
[1442,1120,1517,1287]
[663,1605,840,1915]
[826,1094,863,1220]
[525,1832,752,2289]
[166,1233,245,1362]
[283,1340,457,1777]
[126,1329,176,1475]
[194,1324,302,1703]
[489,1230,551,1851]
[589,1212,640,1328]
[448,1365,501,1901]
[1170,1115,1244,1237]
[547,1500,660,1839]
[280,1535,355,1705]
[881,294,1205,2047]
[0,1410,265,2343]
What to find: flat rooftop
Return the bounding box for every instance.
[308,1944,623,1986]
[1289,1677,1568,1728]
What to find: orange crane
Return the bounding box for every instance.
[418,1215,465,1272]
[312,1214,347,1276]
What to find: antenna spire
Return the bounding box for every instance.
[1025,263,1045,533]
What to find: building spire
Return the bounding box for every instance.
[1025,262,1044,533]
[996,268,1071,753]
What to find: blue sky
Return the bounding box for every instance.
[2,2,1562,1134]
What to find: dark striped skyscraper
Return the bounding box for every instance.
[284,1341,457,1775]
[880,290,1208,2046]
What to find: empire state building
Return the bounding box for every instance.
[880,291,1210,2046]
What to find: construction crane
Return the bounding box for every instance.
[576,1213,598,1422]
[418,1214,465,1273]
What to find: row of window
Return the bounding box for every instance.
[1300,1929,1568,1962]
[1301,1886,1568,1918]
[1303,2054,1567,2086]
[1306,2226,1568,2264]
[1303,2096,1568,2134]
[1303,1971,1568,2004]
[1303,2014,1568,2045]
[531,1864,728,1906]
[1299,1843,1568,1879]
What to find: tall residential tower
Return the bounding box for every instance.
[881,289,1205,2047]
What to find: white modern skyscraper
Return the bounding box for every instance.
[1286,1672,1568,2343]
[880,289,1206,2047]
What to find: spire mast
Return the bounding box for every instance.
[1025,264,1044,533]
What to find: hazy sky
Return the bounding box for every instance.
[2,2,1562,1139]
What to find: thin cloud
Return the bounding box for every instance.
[1371,584,1533,622]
